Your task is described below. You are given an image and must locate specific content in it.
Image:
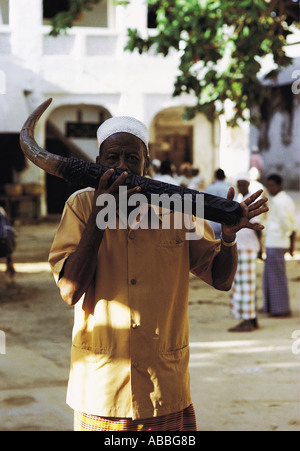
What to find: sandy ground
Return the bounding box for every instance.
[0,218,299,432]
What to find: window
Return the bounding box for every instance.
[147,4,157,29]
[43,0,110,28]
[43,0,69,19]
[0,0,9,25]
[66,110,110,138]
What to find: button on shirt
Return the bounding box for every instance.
[49,188,220,420]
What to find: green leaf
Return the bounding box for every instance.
[48,0,297,124]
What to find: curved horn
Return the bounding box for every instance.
[19,99,243,225]
[19,98,70,179]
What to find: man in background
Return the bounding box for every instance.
[263,174,296,317]
[229,174,262,332]
[205,169,232,240]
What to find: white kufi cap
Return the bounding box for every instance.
[97,116,149,154]
[236,172,250,182]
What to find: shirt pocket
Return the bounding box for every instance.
[158,345,190,371]
[155,228,185,247]
[71,344,113,365]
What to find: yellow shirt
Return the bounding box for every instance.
[49,188,220,420]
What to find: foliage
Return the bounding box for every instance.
[125,0,299,125]
[49,0,102,36]
[48,0,130,36]
[49,0,299,125]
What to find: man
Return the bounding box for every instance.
[205,169,232,239]
[249,167,265,198]
[263,174,296,317]
[49,116,268,431]
[229,174,263,332]
[152,159,179,185]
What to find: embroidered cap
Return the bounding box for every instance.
[97,116,149,154]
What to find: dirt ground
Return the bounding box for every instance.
[0,218,299,431]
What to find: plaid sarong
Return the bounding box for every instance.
[230,250,257,320]
[263,247,290,315]
[74,404,197,431]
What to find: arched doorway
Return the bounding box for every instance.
[149,107,194,171]
[149,105,221,187]
[45,103,111,214]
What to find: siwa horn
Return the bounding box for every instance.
[19,98,243,225]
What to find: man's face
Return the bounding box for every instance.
[237,180,249,196]
[266,180,281,196]
[97,132,149,176]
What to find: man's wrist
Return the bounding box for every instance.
[220,232,237,247]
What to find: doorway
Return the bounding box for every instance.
[150,107,194,171]
[45,104,111,214]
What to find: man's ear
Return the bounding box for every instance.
[96,155,100,165]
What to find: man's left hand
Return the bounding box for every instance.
[221,188,268,242]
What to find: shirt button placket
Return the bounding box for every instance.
[128,229,140,395]
[129,231,137,286]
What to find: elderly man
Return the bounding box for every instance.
[48,116,268,431]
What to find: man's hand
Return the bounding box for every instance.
[221,188,268,242]
[212,188,268,291]
[92,169,141,215]
[59,170,141,306]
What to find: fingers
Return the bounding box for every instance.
[241,191,268,221]
[247,208,268,225]
[118,186,141,204]
[127,186,142,196]
[97,169,142,199]
[97,169,128,193]
[243,189,264,206]
[108,170,128,194]
[96,168,115,191]
[226,187,235,201]
[247,196,268,210]
[247,201,269,219]
[247,199,268,216]
[247,222,265,231]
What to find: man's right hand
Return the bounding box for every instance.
[92,168,141,215]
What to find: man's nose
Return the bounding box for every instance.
[116,156,129,172]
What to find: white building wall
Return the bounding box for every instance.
[250,57,300,190]
[250,102,300,190]
[4,0,297,214]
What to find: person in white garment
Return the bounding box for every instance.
[229,174,262,332]
[263,174,296,317]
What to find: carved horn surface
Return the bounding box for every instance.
[19,99,243,225]
[19,98,70,179]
